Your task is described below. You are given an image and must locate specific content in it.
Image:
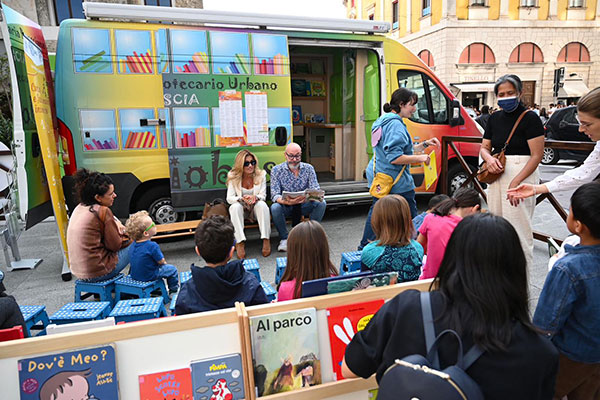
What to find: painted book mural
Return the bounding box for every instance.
[250,308,320,396]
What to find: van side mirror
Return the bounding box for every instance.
[275,126,287,146]
[449,99,462,127]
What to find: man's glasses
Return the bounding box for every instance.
[243,160,257,167]
[144,222,156,233]
[576,115,594,128]
[285,153,301,160]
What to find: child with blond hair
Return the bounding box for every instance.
[125,211,179,294]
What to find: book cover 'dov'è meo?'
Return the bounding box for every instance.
[250,307,321,396]
[190,353,245,400]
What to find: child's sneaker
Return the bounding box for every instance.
[169,286,179,295]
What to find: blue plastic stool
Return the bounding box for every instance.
[243,259,261,281]
[169,292,178,315]
[260,281,277,302]
[340,251,362,275]
[109,297,167,323]
[180,271,191,284]
[114,276,170,304]
[19,305,50,336]
[49,302,111,325]
[275,257,287,284]
[74,274,122,306]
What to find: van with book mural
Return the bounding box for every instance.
[5,3,482,227]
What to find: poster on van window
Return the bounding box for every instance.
[0,4,69,258]
[161,29,292,206]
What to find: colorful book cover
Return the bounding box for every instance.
[326,272,398,294]
[250,307,321,396]
[190,353,244,400]
[17,345,119,399]
[310,81,326,97]
[139,368,193,400]
[326,300,385,380]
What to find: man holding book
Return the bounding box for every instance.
[270,143,326,252]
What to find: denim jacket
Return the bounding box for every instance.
[533,244,600,363]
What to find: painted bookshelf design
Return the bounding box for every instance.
[175,52,209,73]
[124,131,156,148]
[119,109,157,150]
[158,108,172,148]
[115,30,154,74]
[252,34,290,75]
[79,109,118,152]
[72,28,112,73]
[173,108,211,148]
[171,29,209,74]
[155,29,169,74]
[176,128,210,148]
[211,31,250,75]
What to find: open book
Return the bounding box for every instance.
[282,189,325,202]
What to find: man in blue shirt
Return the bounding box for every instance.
[270,143,326,252]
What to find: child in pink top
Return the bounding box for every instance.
[418,188,481,279]
[277,221,338,301]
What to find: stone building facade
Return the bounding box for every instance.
[344,0,600,108]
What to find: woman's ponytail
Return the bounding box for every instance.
[383,103,392,113]
[432,188,481,216]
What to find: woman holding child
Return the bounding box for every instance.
[66,169,131,281]
[342,213,558,399]
[480,74,544,267]
[226,150,271,259]
[358,87,439,250]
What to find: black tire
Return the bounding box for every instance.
[541,147,559,165]
[447,163,479,196]
[134,185,186,225]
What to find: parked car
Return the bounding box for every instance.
[542,106,593,165]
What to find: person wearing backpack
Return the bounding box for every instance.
[341,213,558,399]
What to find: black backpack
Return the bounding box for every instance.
[377,292,485,400]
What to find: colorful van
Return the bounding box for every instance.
[54,3,481,223]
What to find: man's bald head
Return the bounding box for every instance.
[286,143,301,154]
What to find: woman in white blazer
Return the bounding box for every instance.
[226,150,271,258]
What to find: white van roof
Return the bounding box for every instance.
[83,3,390,34]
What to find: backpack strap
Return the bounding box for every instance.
[420,291,440,369]
[462,344,485,370]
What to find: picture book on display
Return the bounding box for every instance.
[139,368,193,400]
[327,272,398,294]
[326,300,385,381]
[190,353,245,400]
[250,307,321,396]
[18,345,119,400]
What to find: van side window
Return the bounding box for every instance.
[397,70,449,125]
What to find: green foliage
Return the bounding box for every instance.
[0,55,13,147]
[0,116,12,148]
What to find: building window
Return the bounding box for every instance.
[54,0,84,23]
[422,0,431,16]
[520,0,536,6]
[418,50,435,68]
[471,0,486,5]
[145,0,173,5]
[568,0,584,7]
[509,43,544,63]
[392,1,399,30]
[458,43,496,64]
[557,42,590,62]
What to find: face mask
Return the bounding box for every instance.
[498,96,519,112]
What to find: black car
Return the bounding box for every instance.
[542,106,593,165]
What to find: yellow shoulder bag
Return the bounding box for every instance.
[369,153,407,198]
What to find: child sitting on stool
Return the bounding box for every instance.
[175,215,268,315]
[125,211,179,294]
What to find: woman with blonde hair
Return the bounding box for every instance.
[277,221,338,301]
[226,150,271,258]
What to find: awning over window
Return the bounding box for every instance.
[451,83,496,92]
[558,79,589,98]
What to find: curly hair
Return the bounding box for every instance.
[73,168,113,206]
[125,210,151,241]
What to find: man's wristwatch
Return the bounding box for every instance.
[422,141,430,149]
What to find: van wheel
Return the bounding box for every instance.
[541,148,559,165]
[135,186,186,225]
[447,163,478,196]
